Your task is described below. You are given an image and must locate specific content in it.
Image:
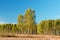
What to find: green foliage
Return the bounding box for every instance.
[0,9,60,36]
[37,19,60,35]
[24,9,37,34]
[0,9,37,34]
[17,9,37,34]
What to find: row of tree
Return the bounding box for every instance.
[37,19,60,35]
[0,9,60,35]
[17,9,37,34]
[0,9,37,34]
[0,24,18,34]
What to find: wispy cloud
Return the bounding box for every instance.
[0,21,6,24]
[0,16,6,24]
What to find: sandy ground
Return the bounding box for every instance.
[0,35,60,40]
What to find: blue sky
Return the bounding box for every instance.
[0,0,60,24]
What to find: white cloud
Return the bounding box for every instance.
[0,16,16,24]
[0,21,6,24]
[0,16,6,24]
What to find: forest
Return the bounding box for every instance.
[0,9,60,36]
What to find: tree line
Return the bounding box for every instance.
[0,9,37,34]
[0,9,60,35]
[37,20,60,35]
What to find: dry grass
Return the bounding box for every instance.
[0,34,60,40]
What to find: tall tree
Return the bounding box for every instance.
[24,9,37,34]
[17,14,24,34]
